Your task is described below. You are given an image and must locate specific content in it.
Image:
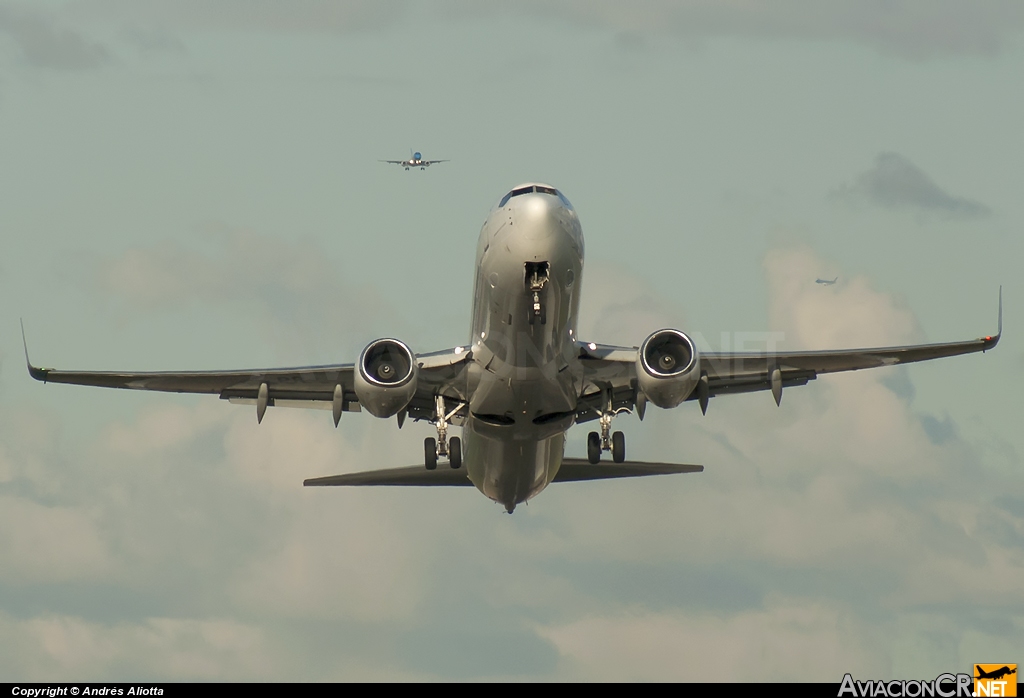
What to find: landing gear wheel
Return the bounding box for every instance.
[424,437,438,470]
[449,437,462,469]
[587,431,601,464]
[612,431,625,463]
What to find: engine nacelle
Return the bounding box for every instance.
[354,338,418,418]
[636,329,700,409]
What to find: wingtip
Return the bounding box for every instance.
[998,285,1002,337]
[20,320,48,382]
[982,286,1003,351]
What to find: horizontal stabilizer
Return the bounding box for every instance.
[303,459,703,487]
[304,466,472,487]
[556,458,703,481]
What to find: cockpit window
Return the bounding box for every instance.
[498,185,572,209]
[498,186,532,207]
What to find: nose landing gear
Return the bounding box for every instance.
[587,387,629,464]
[525,262,550,325]
[425,394,466,470]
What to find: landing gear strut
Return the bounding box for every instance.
[425,394,465,470]
[526,262,549,325]
[587,386,628,464]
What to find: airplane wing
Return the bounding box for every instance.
[23,328,471,424]
[303,458,702,487]
[575,289,1001,420]
[421,160,449,166]
[380,160,405,165]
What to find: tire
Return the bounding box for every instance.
[612,431,625,463]
[449,436,462,470]
[587,431,601,464]
[424,437,438,470]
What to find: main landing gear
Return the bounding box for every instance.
[587,387,628,464]
[425,394,465,471]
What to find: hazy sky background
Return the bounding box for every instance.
[0,0,1021,681]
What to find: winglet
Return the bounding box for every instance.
[982,286,1002,351]
[998,285,1003,337]
[20,320,48,382]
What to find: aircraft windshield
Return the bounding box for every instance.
[498,185,572,209]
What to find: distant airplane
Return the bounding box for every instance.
[975,666,1016,681]
[23,183,1002,513]
[381,151,448,170]
[816,277,838,285]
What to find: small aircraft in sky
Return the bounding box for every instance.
[816,277,838,285]
[23,183,1001,513]
[381,151,448,170]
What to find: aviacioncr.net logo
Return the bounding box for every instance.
[838,673,973,698]
[974,665,1017,698]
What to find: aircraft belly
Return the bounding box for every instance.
[464,420,563,510]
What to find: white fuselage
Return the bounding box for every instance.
[462,187,585,512]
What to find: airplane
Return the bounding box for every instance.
[23,182,1002,513]
[816,277,838,285]
[975,666,1016,681]
[380,151,448,170]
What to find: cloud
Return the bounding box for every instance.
[71,0,408,35]
[530,0,1024,59]
[0,4,110,70]
[0,399,443,679]
[0,612,280,680]
[88,227,399,360]
[71,0,1024,59]
[833,152,992,218]
[537,600,888,681]
[118,25,185,54]
[763,245,923,348]
[576,259,684,346]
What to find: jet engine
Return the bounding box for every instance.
[354,339,418,418]
[636,329,700,409]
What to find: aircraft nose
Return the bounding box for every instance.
[515,194,563,241]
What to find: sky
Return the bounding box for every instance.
[0,0,1022,682]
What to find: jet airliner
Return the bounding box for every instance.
[381,151,448,170]
[24,183,1001,513]
[816,277,838,285]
